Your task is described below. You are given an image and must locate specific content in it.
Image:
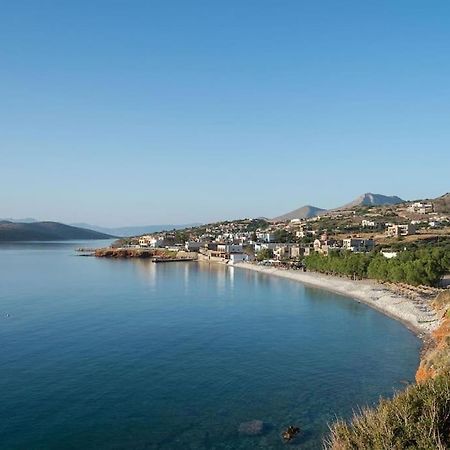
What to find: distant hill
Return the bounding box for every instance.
[272,205,326,222]
[70,223,203,237]
[272,193,406,222]
[0,217,38,223]
[334,193,405,210]
[0,221,115,241]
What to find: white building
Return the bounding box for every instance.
[217,243,243,254]
[408,202,433,214]
[295,229,316,238]
[254,242,278,253]
[256,232,276,243]
[185,241,203,252]
[139,235,167,248]
[362,219,377,228]
[229,253,250,264]
[138,235,167,248]
[381,249,398,259]
[342,238,374,253]
[138,235,152,247]
[386,224,416,237]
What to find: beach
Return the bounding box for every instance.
[233,262,440,336]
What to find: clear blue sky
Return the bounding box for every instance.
[1,1,449,226]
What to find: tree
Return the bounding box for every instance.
[256,248,273,261]
[273,229,294,243]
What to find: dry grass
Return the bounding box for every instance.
[433,291,450,312]
[325,373,450,449]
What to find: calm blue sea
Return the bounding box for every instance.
[0,242,421,449]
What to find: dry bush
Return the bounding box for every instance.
[325,373,450,449]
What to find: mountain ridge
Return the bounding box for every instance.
[272,193,406,221]
[333,193,405,210]
[0,217,38,223]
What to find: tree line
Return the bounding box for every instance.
[304,247,450,286]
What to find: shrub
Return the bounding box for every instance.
[325,373,450,450]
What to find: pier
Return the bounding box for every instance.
[152,257,195,263]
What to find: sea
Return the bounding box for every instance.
[0,241,421,449]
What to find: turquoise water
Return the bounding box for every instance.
[0,242,421,449]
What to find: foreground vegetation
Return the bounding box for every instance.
[326,373,450,450]
[305,247,450,286]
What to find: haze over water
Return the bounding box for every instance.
[0,242,421,449]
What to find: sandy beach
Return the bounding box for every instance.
[233,262,440,337]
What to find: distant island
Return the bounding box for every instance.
[0,221,115,241]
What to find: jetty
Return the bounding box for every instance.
[152,257,195,263]
[76,248,97,257]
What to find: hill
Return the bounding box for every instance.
[432,193,450,214]
[70,223,202,237]
[0,217,38,223]
[334,193,405,210]
[272,205,326,222]
[272,193,405,222]
[0,221,115,241]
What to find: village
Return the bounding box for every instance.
[117,197,450,268]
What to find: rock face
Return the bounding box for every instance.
[238,420,265,436]
[416,363,436,383]
[415,291,450,383]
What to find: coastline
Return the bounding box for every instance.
[232,262,440,338]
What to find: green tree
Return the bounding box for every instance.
[256,248,273,261]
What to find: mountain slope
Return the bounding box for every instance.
[431,193,450,214]
[272,205,326,221]
[272,193,405,222]
[0,217,38,223]
[70,223,202,237]
[334,193,405,210]
[0,221,115,241]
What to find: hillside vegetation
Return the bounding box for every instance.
[305,247,450,287]
[326,373,450,450]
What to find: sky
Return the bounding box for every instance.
[1,1,449,226]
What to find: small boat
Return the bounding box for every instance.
[281,425,300,442]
